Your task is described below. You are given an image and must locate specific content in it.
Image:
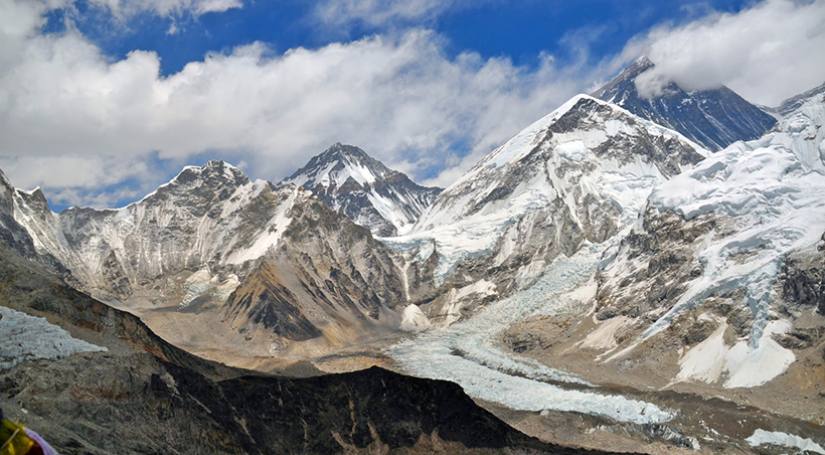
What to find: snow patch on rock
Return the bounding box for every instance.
[676,318,795,388]
[400,304,431,332]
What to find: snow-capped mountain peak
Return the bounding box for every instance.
[134,159,249,206]
[396,93,706,287]
[593,57,776,151]
[285,143,441,236]
[288,143,386,189]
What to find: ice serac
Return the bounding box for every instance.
[400,94,705,320]
[8,160,407,364]
[593,57,777,151]
[285,143,441,237]
[592,80,825,388]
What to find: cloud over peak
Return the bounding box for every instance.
[0,1,589,206]
[2,0,824,208]
[624,0,825,105]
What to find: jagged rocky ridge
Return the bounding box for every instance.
[5,161,409,365]
[285,143,441,237]
[0,234,609,455]
[593,57,777,151]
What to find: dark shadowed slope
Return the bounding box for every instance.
[593,57,776,151]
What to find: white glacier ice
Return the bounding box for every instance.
[0,306,106,370]
[617,86,825,388]
[746,429,825,454]
[388,245,673,424]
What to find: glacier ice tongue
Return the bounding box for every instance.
[746,429,825,455]
[388,244,674,425]
[0,306,106,370]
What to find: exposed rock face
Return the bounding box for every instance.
[593,57,777,151]
[781,235,825,315]
[0,174,66,274]
[595,208,714,321]
[0,241,608,455]
[5,161,408,361]
[286,143,441,237]
[11,160,271,299]
[394,94,705,324]
[0,172,42,260]
[224,196,405,343]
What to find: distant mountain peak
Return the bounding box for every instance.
[593,57,776,151]
[129,160,251,209]
[596,57,654,97]
[14,187,49,213]
[777,79,825,116]
[318,142,373,162]
[286,144,440,237]
[287,143,397,190]
[175,160,248,185]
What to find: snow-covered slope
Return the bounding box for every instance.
[593,57,777,151]
[591,80,825,388]
[776,80,825,117]
[285,143,441,236]
[400,95,706,293]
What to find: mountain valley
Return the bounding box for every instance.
[2,57,825,454]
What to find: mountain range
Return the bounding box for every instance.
[2,58,824,453]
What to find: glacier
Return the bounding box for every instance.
[0,306,106,370]
[388,244,674,425]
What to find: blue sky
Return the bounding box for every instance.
[2,0,824,210]
[61,0,752,76]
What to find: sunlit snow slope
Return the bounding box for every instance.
[400,94,706,285]
[595,81,825,388]
[286,143,441,236]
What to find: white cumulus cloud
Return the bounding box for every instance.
[88,0,242,19]
[0,0,592,207]
[621,0,825,105]
[3,0,821,208]
[314,0,469,27]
